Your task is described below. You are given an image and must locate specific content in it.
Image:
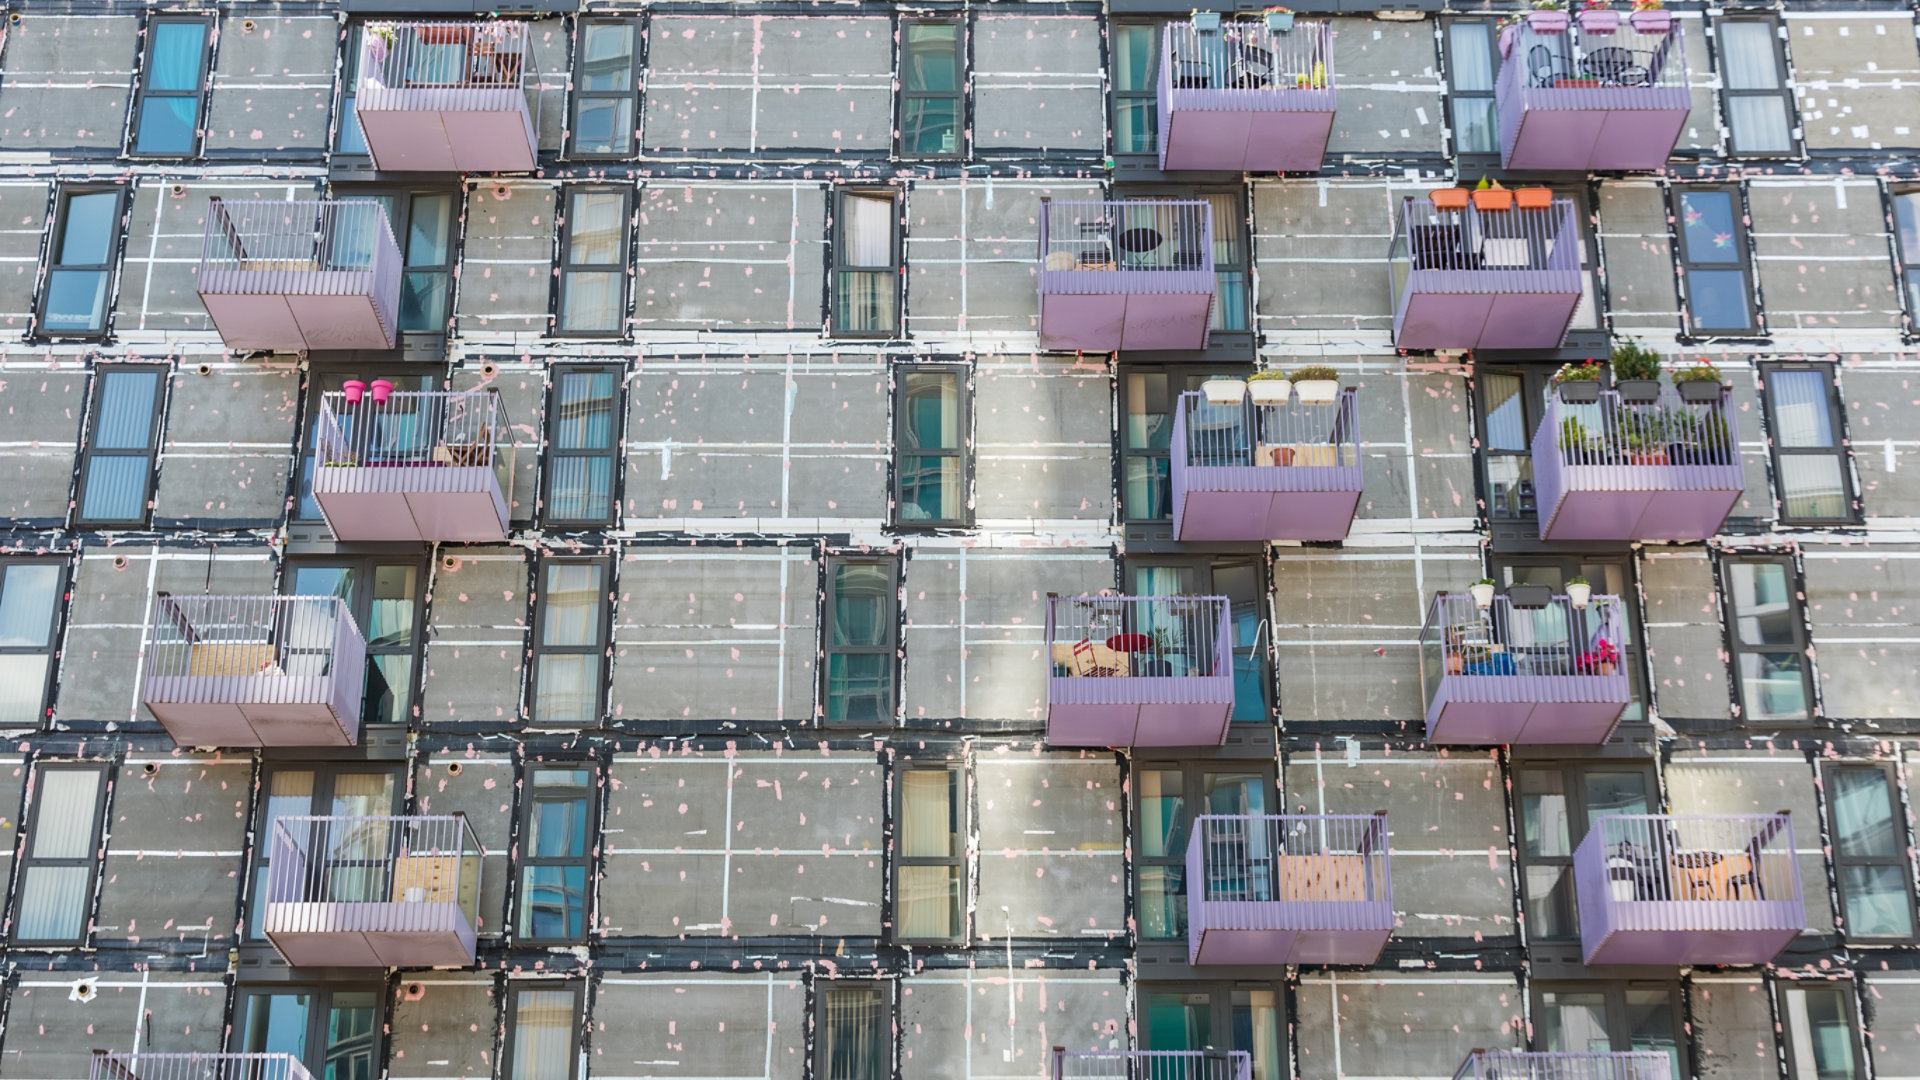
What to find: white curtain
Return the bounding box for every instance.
[844,195,893,267]
[511,990,576,1080]
[898,771,955,939]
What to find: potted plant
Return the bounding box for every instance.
[1552,359,1604,403]
[1431,186,1471,212]
[1471,176,1514,213]
[1528,0,1570,34]
[1202,376,1247,405]
[1629,0,1672,35]
[1624,422,1669,466]
[1263,6,1294,33]
[1565,575,1592,609]
[1248,370,1293,405]
[1469,578,1497,610]
[1288,365,1341,403]
[1577,0,1619,34]
[1515,186,1555,211]
[1191,10,1222,33]
[1610,340,1664,403]
[1672,360,1727,404]
[1558,415,1604,462]
[1576,637,1620,676]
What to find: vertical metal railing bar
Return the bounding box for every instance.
[1457,1051,1674,1080]
[265,814,482,934]
[359,21,539,115]
[1176,390,1360,483]
[1589,812,1798,923]
[91,1053,318,1080]
[143,595,362,704]
[1505,19,1690,106]
[1046,595,1233,679]
[198,201,399,295]
[315,391,510,496]
[1191,814,1389,927]
[1417,593,1625,685]
[1397,197,1579,277]
[1542,388,1740,485]
[1162,20,1335,99]
[1055,1050,1254,1080]
[1040,200,1216,276]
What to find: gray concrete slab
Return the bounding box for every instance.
[420,549,531,726]
[974,753,1125,938]
[1327,19,1445,157]
[0,362,85,526]
[633,184,827,332]
[204,16,338,155]
[94,757,248,948]
[457,183,559,337]
[591,974,806,1079]
[972,16,1104,153]
[1295,973,1521,1078]
[1640,550,1735,725]
[0,16,138,154]
[152,363,297,526]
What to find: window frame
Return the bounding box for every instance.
[128,15,213,159]
[1530,981,1691,1075]
[1775,978,1867,1080]
[891,362,971,529]
[1821,763,1918,944]
[392,189,460,336]
[245,763,406,941]
[334,23,371,158]
[1492,557,1648,722]
[1130,759,1276,944]
[896,18,966,159]
[1119,364,1254,523]
[1891,186,1920,337]
[10,762,110,947]
[1717,552,1816,726]
[1713,15,1799,158]
[1135,980,1287,1079]
[555,186,632,338]
[1671,185,1763,338]
[568,18,643,160]
[513,763,601,945]
[1512,760,1659,943]
[891,759,966,945]
[501,979,586,1080]
[37,186,126,339]
[812,979,892,1080]
[831,189,903,338]
[1109,20,1162,160]
[527,555,613,728]
[1123,556,1272,727]
[230,983,386,1077]
[72,362,168,529]
[1441,17,1503,162]
[541,365,624,529]
[0,558,68,729]
[283,555,429,729]
[1473,364,1554,525]
[821,554,901,727]
[1757,361,1860,526]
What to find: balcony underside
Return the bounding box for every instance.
[315,467,509,542]
[1503,92,1691,171]
[1426,674,1628,745]
[1583,904,1802,966]
[1174,477,1361,541]
[357,98,537,172]
[1191,904,1393,966]
[1540,470,1743,541]
[1047,677,1233,747]
[265,901,477,968]
[200,273,394,352]
[1394,272,1583,351]
[146,680,358,748]
[1040,271,1214,352]
[1162,98,1335,172]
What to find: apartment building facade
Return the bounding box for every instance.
[0,1,1915,1079]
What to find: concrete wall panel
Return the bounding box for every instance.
[1802,549,1920,720]
[420,550,530,726]
[1327,19,1444,157]
[1641,550,1735,724]
[1788,13,1920,153]
[94,757,247,948]
[0,16,138,153]
[204,16,337,156]
[0,974,226,1078]
[457,183,558,338]
[152,363,296,527]
[389,979,497,1079]
[0,362,85,526]
[974,753,1125,939]
[591,975,806,1079]
[972,17,1103,152]
[1295,974,1520,1078]
[633,184,828,332]
[414,754,514,939]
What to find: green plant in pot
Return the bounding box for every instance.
[1672,360,1726,404]
[1247,369,1293,405]
[1551,359,1604,403]
[1558,415,1606,463]
[1565,575,1592,609]
[1287,364,1341,404]
[1609,341,1664,403]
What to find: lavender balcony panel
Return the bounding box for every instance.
[1419,593,1630,746]
[1453,1051,1672,1080]
[1039,199,1215,352]
[263,814,483,968]
[1172,388,1362,541]
[1046,594,1235,747]
[1158,22,1337,172]
[93,1054,316,1080]
[141,595,365,748]
[1186,814,1393,966]
[1496,21,1691,171]
[312,390,514,542]
[355,22,539,172]
[1575,813,1803,966]
[1389,198,1582,351]
[1056,1050,1251,1080]
[1534,389,1744,541]
[197,200,401,352]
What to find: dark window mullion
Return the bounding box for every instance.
[570,19,639,159]
[131,17,212,158]
[74,364,166,528]
[529,557,610,727]
[12,764,109,946]
[1758,362,1857,525]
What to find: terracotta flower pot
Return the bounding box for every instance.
[1472,188,1514,212]
[1431,188,1471,211]
[1515,187,1554,211]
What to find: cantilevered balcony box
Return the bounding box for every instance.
[1533,387,1744,541]
[1575,812,1803,966]
[1054,1050,1251,1080]
[141,595,365,748]
[1186,813,1393,966]
[197,200,401,352]
[93,1052,315,1080]
[1039,199,1215,352]
[355,22,539,172]
[1170,388,1362,541]
[1389,197,1582,351]
[1418,592,1630,746]
[1046,594,1234,747]
[263,813,482,968]
[1496,20,1691,171]
[1454,1050,1671,1080]
[1158,21,1337,172]
[313,389,514,542]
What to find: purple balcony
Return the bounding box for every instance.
[1054,1050,1251,1080]
[1158,21,1336,172]
[141,595,365,748]
[1496,20,1690,171]
[1575,812,1803,966]
[93,1053,314,1080]
[197,200,401,352]
[355,22,539,172]
[1171,387,1361,541]
[1389,198,1582,351]
[1454,1050,1672,1080]
[1533,387,1743,541]
[1186,813,1392,966]
[1418,592,1630,746]
[312,389,514,542]
[1046,594,1234,748]
[263,813,482,968]
[1039,199,1214,352]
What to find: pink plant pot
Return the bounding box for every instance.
[342,380,367,405]
[370,379,395,405]
[1629,9,1672,33]
[1528,10,1569,32]
[1577,9,1620,33]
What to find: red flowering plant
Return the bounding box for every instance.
[1576,638,1620,675]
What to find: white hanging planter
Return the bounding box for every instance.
[1566,582,1592,609]
[1294,380,1340,404]
[1201,378,1246,405]
[1469,583,1497,610]
[1248,378,1292,405]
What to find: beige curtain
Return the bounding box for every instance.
[898,771,956,939]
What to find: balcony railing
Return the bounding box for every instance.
[1171,388,1361,541]
[1046,594,1234,747]
[1533,387,1743,541]
[1496,20,1690,171]
[1575,812,1803,966]
[263,813,482,968]
[1418,592,1630,746]
[1158,20,1336,171]
[1186,813,1392,966]
[1039,199,1215,352]
[356,21,540,172]
[313,389,514,542]
[141,594,365,748]
[1054,1050,1252,1080]
[1389,197,1582,351]
[197,200,401,352]
[92,1053,315,1080]
[1454,1050,1672,1080]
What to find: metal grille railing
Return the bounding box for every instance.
[200,199,401,294]
[1046,595,1233,680]
[1189,813,1390,907]
[1419,593,1626,680]
[358,21,538,104]
[1177,389,1359,477]
[1539,388,1738,472]
[1055,1050,1252,1080]
[92,1053,315,1080]
[1161,20,1334,95]
[1391,197,1581,276]
[266,814,482,926]
[1582,813,1798,906]
[1455,1051,1672,1080]
[1501,19,1688,96]
[1040,199,1215,276]
[315,389,513,479]
[143,594,365,696]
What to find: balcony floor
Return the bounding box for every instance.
[1584,915,1802,967]
[1162,101,1335,173]
[1191,919,1392,967]
[1047,678,1234,747]
[200,280,395,352]
[1541,483,1743,542]
[1039,290,1213,352]
[1174,480,1361,542]
[315,467,509,542]
[358,105,537,173]
[1426,674,1628,745]
[266,901,477,968]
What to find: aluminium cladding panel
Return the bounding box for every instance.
[0,16,139,154]
[94,757,250,949]
[0,974,228,1079]
[0,361,86,527]
[632,184,829,332]
[202,15,339,157]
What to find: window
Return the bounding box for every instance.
[74,364,166,528]
[12,765,108,944]
[398,192,457,333]
[1444,20,1502,156]
[893,365,968,527]
[286,559,425,727]
[530,558,610,727]
[1894,190,1920,325]
[1759,363,1857,524]
[1112,23,1160,157]
[543,367,622,527]
[1121,367,1251,522]
[1534,984,1685,1080]
[247,767,401,941]
[1674,187,1760,335]
[1824,766,1916,941]
[234,985,382,1080]
[894,765,963,942]
[1477,366,1552,523]
[823,557,898,725]
[1139,983,1284,1080]
[39,188,123,336]
[571,20,639,158]
[816,982,887,1080]
[131,18,210,156]
[336,25,370,155]
[899,22,963,157]
[517,767,597,942]
[296,370,439,521]
[1778,982,1864,1080]
[833,191,900,336]
[1205,192,1249,333]
[557,189,629,336]
[1720,556,1814,724]
[0,560,65,727]
[1497,560,1645,722]
[1126,559,1270,724]
[1134,765,1270,941]
[1716,18,1795,156]
[1516,764,1654,941]
[504,983,582,1080]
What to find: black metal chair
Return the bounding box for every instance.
[1528,44,1568,88]
[1582,47,1654,87]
